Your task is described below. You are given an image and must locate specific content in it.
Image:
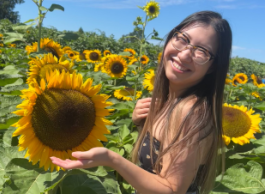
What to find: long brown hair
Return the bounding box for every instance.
[131,11,232,194]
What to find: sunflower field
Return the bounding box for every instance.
[0,1,264,194]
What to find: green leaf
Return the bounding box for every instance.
[101,176,122,194]
[119,124,130,140]
[4,78,23,87]
[58,32,79,40]
[118,51,132,56]
[214,161,265,193]
[3,158,66,194]
[48,4,65,12]
[151,36,163,41]
[39,6,48,11]
[23,19,34,24]
[61,174,108,194]
[109,102,130,110]
[12,23,35,31]
[254,102,265,111]
[0,117,19,130]
[130,131,139,143]
[124,144,133,153]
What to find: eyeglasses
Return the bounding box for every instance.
[170,31,215,65]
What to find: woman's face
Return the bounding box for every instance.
[163,24,218,92]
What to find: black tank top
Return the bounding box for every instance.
[139,132,200,193]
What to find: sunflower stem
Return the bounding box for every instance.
[37,0,43,53]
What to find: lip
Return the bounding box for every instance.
[170,58,191,73]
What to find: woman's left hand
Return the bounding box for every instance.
[50,147,114,170]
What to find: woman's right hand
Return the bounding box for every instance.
[132,97,152,126]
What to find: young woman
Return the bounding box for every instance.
[51,11,232,194]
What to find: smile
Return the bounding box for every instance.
[171,58,190,72]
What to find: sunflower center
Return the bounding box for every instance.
[238,76,245,81]
[39,64,68,83]
[141,57,146,62]
[31,89,96,150]
[89,52,99,61]
[111,62,124,74]
[222,107,252,138]
[148,6,156,13]
[257,77,262,84]
[43,46,59,59]
[69,53,74,57]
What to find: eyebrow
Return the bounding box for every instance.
[182,31,213,53]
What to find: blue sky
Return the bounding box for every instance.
[15,0,265,63]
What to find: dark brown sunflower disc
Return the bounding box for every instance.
[31,89,96,150]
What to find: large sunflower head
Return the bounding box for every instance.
[114,88,142,101]
[222,103,261,146]
[124,48,136,59]
[103,50,112,56]
[251,74,265,88]
[104,55,128,78]
[84,50,102,63]
[12,70,113,171]
[143,69,155,91]
[26,53,74,84]
[143,1,160,18]
[25,38,63,59]
[140,55,150,65]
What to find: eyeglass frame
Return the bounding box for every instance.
[170,31,216,65]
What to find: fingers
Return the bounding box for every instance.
[50,157,85,169]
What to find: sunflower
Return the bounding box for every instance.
[0,43,3,47]
[0,50,2,54]
[225,78,232,85]
[140,55,149,65]
[62,46,72,53]
[222,103,261,146]
[8,44,16,48]
[251,74,265,88]
[124,48,136,59]
[103,50,111,56]
[129,58,138,65]
[94,62,104,72]
[143,69,155,91]
[143,1,160,18]
[25,38,63,59]
[104,55,128,78]
[27,53,74,84]
[12,70,113,171]
[65,50,78,59]
[114,88,142,101]
[84,50,102,63]
[232,73,248,87]
[157,52,162,64]
[251,92,262,101]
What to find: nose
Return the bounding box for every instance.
[178,46,193,63]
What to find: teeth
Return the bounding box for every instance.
[172,60,188,71]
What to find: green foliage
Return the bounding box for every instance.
[0,0,25,24]
[229,57,265,78]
